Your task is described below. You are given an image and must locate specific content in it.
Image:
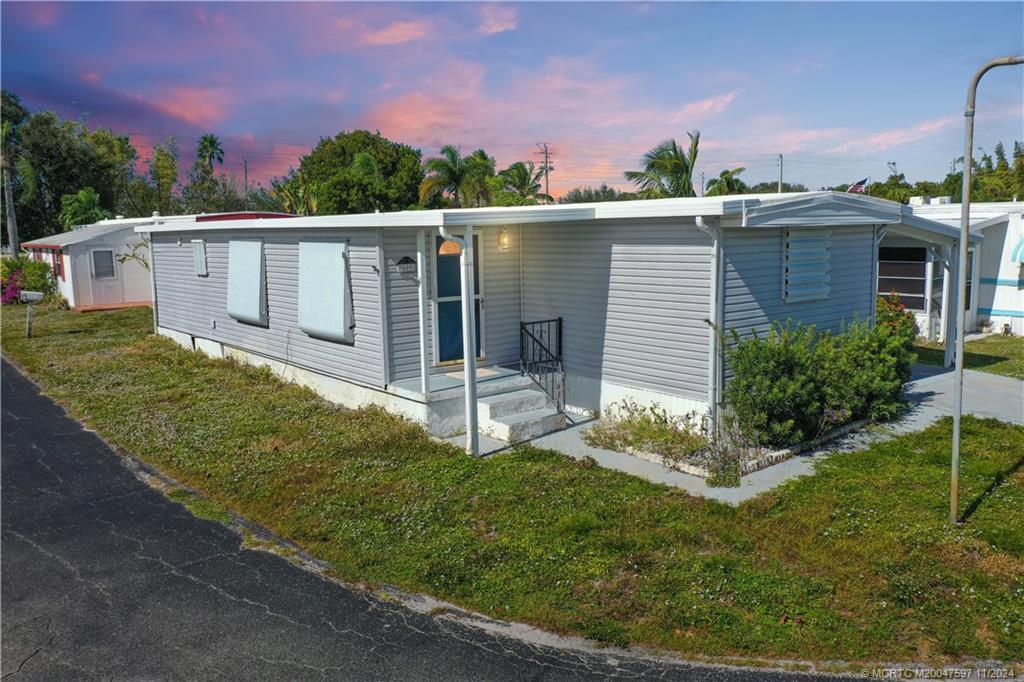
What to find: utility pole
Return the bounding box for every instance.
[700,171,705,197]
[777,154,783,193]
[949,54,1023,526]
[536,143,552,201]
[243,158,249,209]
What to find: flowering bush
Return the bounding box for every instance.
[0,256,54,304]
[1,271,21,304]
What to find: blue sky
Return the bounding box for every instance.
[2,1,1022,194]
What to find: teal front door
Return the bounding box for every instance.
[435,235,482,363]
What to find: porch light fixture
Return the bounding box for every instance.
[499,227,511,252]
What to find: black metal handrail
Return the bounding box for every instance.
[520,317,564,411]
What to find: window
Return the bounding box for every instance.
[298,240,352,343]
[878,246,928,311]
[783,228,830,302]
[192,240,208,277]
[226,239,267,325]
[91,249,116,279]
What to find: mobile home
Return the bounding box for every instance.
[885,199,1022,339]
[22,218,159,312]
[142,192,968,453]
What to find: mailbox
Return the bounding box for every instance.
[19,291,44,303]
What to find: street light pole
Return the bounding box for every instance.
[950,55,1023,525]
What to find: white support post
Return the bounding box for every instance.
[416,230,431,397]
[944,242,959,368]
[438,224,479,456]
[460,225,479,456]
[924,258,935,341]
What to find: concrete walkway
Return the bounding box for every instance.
[530,365,1023,505]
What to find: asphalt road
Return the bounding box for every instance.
[1,359,835,681]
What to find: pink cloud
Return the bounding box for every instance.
[193,7,227,29]
[22,2,60,27]
[150,87,233,127]
[826,117,956,154]
[477,4,518,35]
[80,71,101,84]
[359,20,431,46]
[671,91,739,123]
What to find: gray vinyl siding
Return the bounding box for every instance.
[382,229,428,383]
[479,227,521,367]
[152,229,385,387]
[722,225,875,337]
[521,218,712,401]
[383,226,521,382]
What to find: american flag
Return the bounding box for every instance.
[847,178,868,194]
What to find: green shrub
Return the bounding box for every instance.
[723,304,916,448]
[1,256,54,304]
[722,323,820,447]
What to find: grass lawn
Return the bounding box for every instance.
[916,334,1024,379]
[3,305,1023,667]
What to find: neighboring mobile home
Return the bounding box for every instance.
[141,192,968,454]
[22,217,161,311]
[885,199,1022,340]
[21,212,292,312]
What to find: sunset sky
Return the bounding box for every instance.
[3,1,1022,196]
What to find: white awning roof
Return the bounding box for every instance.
[134,191,980,245]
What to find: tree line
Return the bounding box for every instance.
[4,87,1023,248]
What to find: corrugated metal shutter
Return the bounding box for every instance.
[192,240,208,277]
[299,240,352,343]
[227,239,267,325]
[783,228,831,302]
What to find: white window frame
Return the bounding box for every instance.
[430,231,486,366]
[192,239,208,277]
[89,248,117,280]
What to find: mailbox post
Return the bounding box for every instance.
[19,291,44,338]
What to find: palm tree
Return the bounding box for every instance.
[705,167,747,196]
[58,187,111,229]
[1,121,36,253]
[420,145,496,207]
[420,144,469,207]
[624,131,700,199]
[500,160,551,202]
[462,149,495,207]
[196,134,225,174]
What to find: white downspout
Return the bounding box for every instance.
[439,223,479,456]
[416,229,431,397]
[871,226,888,326]
[940,245,951,345]
[924,258,935,341]
[144,231,158,333]
[695,216,722,428]
[944,241,959,368]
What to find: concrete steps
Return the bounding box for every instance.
[478,387,565,443]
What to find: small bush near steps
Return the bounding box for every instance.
[582,400,743,487]
[583,399,708,461]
